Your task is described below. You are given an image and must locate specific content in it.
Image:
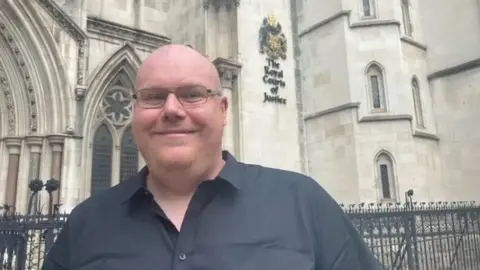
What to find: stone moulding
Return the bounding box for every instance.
[86,17,171,50]
[35,0,89,98]
[203,0,240,9]
[0,21,37,134]
[0,59,16,136]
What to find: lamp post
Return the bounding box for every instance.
[26,178,60,217]
[405,189,414,210]
[25,178,61,253]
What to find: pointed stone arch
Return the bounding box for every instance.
[365,61,388,112]
[0,87,5,137]
[373,150,398,201]
[84,42,141,134]
[34,0,88,87]
[0,58,20,137]
[0,1,71,135]
[411,75,425,128]
[81,43,141,198]
[0,36,30,137]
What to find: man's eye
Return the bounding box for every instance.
[185,92,203,98]
[143,93,166,100]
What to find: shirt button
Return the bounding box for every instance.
[178,253,187,261]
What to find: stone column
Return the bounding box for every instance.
[217,2,230,58]
[213,57,242,157]
[25,136,43,181]
[204,0,240,59]
[47,135,65,206]
[25,136,43,212]
[205,0,218,58]
[4,137,22,207]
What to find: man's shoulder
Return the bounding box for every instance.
[245,163,327,196]
[66,180,131,222]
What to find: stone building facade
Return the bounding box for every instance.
[0,0,478,213]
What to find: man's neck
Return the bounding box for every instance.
[146,153,226,200]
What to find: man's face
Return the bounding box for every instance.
[132,47,228,170]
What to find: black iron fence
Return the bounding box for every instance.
[0,179,66,270]
[343,190,480,269]
[0,185,479,270]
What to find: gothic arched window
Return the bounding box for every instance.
[91,124,113,197]
[412,77,425,128]
[401,0,413,36]
[375,152,396,200]
[362,0,376,18]
[120,127,138,182]
[90,70,139,196]
[366,62,387,112]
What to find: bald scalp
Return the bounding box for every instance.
[136,44,221,91]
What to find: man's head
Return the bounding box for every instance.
[132,44,227,176]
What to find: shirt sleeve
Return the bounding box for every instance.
[42,221,71,270]
[41,257,68,270]
[306,180,383,270]
[326,213,383,270]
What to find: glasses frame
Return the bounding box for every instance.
[132,86,222,109]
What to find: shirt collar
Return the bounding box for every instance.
[119,151,245,204]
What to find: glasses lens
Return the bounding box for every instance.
[136,88,168,108]
[135,86,210,108]
[176,86,208,105]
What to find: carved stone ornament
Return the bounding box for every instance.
[213,57,242,90]
[0,21,38,133]
[259,14,288,60]
[101,87,133,126]
[75,85,87,101]
[64,126,75,135]
[0,60,16,136]
[36,0,88,88]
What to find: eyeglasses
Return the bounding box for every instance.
[132,85,221,109]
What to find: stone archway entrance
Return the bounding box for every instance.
[0,1,69,213]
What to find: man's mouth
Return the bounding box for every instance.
[155,130,197,136]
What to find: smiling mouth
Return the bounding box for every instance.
[156,131,197,136]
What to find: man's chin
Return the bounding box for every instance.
[154,147,196,168]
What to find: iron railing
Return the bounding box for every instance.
[0,186,479,270]
[0,179,66,270]
[343,190,480,269]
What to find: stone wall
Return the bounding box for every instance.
[298,0,445,203]
[430,67,480,201]
[418,0,480,73]
[86,0,170,36]
[306,108,359,203]
[167,0,206,53]
[236,1,302,172]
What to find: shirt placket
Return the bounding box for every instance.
[172,183,216,270]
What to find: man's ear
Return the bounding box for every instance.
[221,96,229,126]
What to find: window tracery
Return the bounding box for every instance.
[90,69,139,196]
[101,88,133,126]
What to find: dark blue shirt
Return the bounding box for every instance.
[42,151,381,270]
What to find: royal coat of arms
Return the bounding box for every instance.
[259,14,287,60]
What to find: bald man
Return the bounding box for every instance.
[42,45,382,270]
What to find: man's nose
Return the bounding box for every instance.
[162,93,186,121]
